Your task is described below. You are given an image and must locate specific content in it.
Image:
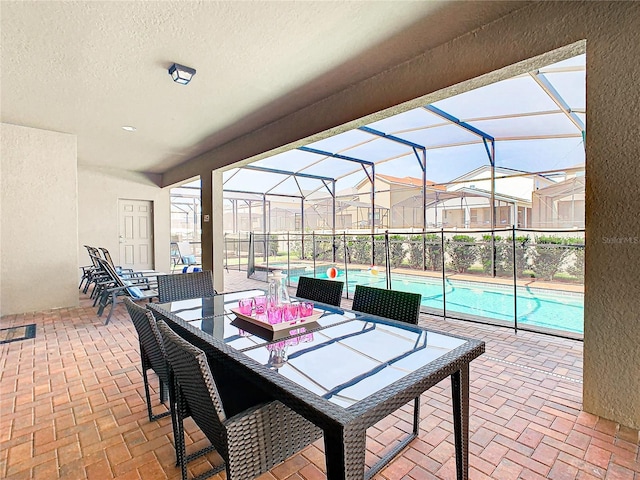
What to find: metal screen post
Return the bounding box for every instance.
[441,228,447,319]
[371,233,375,267]
[247,232,255,278]
[262,194,267,241]
[492,230,497,277]
[422,232,427,271]
[300,197,305,259]
[512,225,518,333]
[265,234,270,276]
[343,232,349,299]
[312,231,316,277]
[287,231,291,287]
[385,230,391,290]
[332,180,336,263]
[224,233,229,273]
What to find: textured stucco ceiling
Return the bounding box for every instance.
[0,1,527,175]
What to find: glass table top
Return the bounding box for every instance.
[153,290,470,408]
[242,319,465,407]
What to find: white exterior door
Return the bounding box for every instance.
[118,199,154,270]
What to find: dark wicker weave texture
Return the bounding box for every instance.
[351,284,423,477]
[295,276,344,307]
[157,271,216,303]
[125,298,204,469]
[149,291,484,480]
[157,320,323,480]
[352,285,422,323]
[124,298,172,422]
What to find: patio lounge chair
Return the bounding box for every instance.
[96,257,158,325]
[156,271,217,303]
[295,276,344,307]
[89,252,155,305]
[156,319,322,480]
[99,246,161,280]
[99,247,131,274]
[352,284,423,442]
[173,242,199,266]
[79,245,100,291]
[81,245,110,295]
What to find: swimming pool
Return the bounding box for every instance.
[289,270,584,335]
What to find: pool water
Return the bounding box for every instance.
[290,270,584,334]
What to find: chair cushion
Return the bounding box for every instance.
[182,266,202,273]
[123,280,145,298]
[182,254,197,265]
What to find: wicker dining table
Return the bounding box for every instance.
[148,289,485,480]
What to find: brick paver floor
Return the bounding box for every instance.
[1,270,638,479]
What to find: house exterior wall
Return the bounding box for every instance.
[0,125,173,316]
[448,169,551,201]
[1,124,79,315]
[390,186,421,228]
[77,166,171,276]
[532,195,586,228]
[355,182,390,228]
[172,2,640,428]
[531,176,586,228]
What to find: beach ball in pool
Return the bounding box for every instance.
[326,267,338,279]
[370,266,379,276]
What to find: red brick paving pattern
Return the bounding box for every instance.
[0,271,638,479]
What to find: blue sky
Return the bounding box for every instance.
[220,54,586,196]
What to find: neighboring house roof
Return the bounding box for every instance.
[448,165,551,184]
[449,187,533,205]
[393,187,532,208]
[533,175,585,197]
[308,197,388,211]
[356,173,445,190]
[427,187,532,208]
[539,163,586,182]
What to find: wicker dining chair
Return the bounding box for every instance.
[352,284,422,323]
[352,284,423,438]
[156,319,323,480]
[157,271,216,303]
[124,298,173,422]
[295,276,344,307]
[124,299,214,468]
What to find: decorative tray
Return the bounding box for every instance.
[230,307,323,333]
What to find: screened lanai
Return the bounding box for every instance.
[219,53,586,234]
[171,53,587,337]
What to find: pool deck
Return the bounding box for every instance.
[2,271,636,480]
[394,268,584,294]
[255,261,584,294]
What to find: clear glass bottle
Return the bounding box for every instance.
[267,270,291,307]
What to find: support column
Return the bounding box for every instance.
[201,172,213,274]
[211,170,225,292]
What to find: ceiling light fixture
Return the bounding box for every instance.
[168,63,196,85]
[121,125,136,132]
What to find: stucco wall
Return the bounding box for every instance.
[1,124,79,315]
[168,2,640,428]
[581,4,640,430]
[77,166,171,276]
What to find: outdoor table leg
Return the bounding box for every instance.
[324,425,367,480]
[451,364,470,480]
